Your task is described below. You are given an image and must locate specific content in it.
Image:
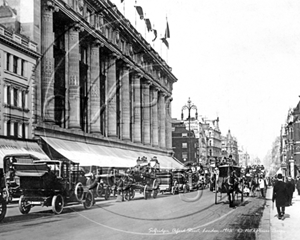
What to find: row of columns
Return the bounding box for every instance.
[41,1,173,150]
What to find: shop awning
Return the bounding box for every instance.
[0,137,50,168]
[41,136,183,169]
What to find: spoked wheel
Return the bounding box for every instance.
[0,197,7,222]
[83,191,94,209]
[75,182,84,202]
[104,187,110,200]
[19,195,31,214]
[52,194,64,214]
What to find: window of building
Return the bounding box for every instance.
[182,152,188,160]
[6,53,10,70]
[6,86,11,105]
[172,127,175,132]
[21,59,25,76]
[13,56,18,74]
[14,122,18,138]
[182,133,187,137]
[6,121,11,136]
[13,88,18,106]
[182,143,187,148]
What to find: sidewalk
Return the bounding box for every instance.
[257,187,300,240]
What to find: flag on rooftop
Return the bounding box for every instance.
[135,6,144,20]
[152,29,157,42]
[144,18,152,32]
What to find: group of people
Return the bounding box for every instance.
[272,174,298,220]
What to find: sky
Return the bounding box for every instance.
[114,0,300,160]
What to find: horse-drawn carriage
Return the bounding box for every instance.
[171,169,189,194]
[14,159,94,215]
[215,165,244,204]
[127,157,160,200]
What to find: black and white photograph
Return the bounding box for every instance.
[0,0,300,239]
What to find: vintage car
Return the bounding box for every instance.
[155,171,173,194]
[1,154,39,203]
[87,173,116,200]
[0,169,7,222]
[14,160,94,215]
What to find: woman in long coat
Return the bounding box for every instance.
[272,173,288,219]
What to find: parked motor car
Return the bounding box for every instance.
[14,159,94,215]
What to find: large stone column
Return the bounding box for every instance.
[121,64,131,140]
[132,73,142,143]
[142,80,151,145]
[106,53,117,138]
[41,2,56,123]
[158,91,166,148]
[68,25,81,129]
[165,96,173,150]
[151,87,159,147]
[90,41,101,133]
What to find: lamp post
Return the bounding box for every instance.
[181,98,198,163]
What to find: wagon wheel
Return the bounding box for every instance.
[144,186,148,200]
[52,194,64,215]
[75,182,84,202]
[0,197,7,222]
[83,191,94,209]
[96,183,104,198]
[19,195,31,214]
[104,187,110,200]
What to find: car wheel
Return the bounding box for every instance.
[75,182,84,202]
[0,197,7,222]
[83,191,94,209]
[19,195,31,214]
[52,194,64,214]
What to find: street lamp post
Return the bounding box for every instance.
[181,98,198,163]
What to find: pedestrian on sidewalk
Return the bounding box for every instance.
[296,176,300,195]
[286,177,295,205]
[272,173,288,219]
[258,175,266,198]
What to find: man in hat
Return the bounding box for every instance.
[272,173,288,219]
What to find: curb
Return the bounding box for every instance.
[257,188,272,240]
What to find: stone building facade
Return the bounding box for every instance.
[0,0,180,169]
[221,130,239,165]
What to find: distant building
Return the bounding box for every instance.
[221,130,239,165]
[200,118,222,167]
[282,101,300,178]
[172,119,199,164]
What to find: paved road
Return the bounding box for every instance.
[0,190,265,240]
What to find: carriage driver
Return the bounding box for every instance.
[227,170,237,208]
